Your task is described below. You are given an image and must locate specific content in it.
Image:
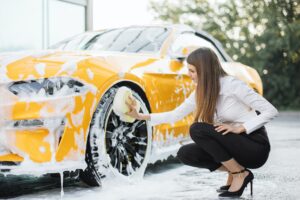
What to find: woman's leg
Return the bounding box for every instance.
[189,122,270,169]
[178,144,237,188]
[221,158,250,191]
[217,165,233,186]
[177,143,221,172]
[189,122,270,192]
[178,144,234,186]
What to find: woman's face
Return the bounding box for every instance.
[187,64,198,84]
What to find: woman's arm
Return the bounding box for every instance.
[230,77,279,134]
[126,91,196,126]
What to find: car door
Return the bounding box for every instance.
[146,31,230,147]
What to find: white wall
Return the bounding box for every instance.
[0,0,87,52]
[93,0,154,30]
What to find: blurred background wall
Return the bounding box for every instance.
[0,0,93,52]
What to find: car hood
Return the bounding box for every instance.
[0,50,158,84]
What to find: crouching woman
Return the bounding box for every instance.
[125,47,278,198]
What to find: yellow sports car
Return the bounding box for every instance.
[0,25,262,186]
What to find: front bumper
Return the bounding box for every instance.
[0,117,65,163]
[0,88,97,169]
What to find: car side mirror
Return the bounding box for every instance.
[170,46,199,61]
[169,59,184,72]
[170,48,187,61]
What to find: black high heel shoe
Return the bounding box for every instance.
[219,169,254,198]
[216,185,230,193]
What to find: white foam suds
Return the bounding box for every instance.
[59,171,64,199]
[0,144,9,156]
[89,98,97,118]
[118,72,125,78]
[55,56,92,77]
[34,63,46,76]
[39,147,46,153]
[56,60,78,76]
[74,128,86,152]
[86,68,94,80]
[30,50,56,58]
[0,52,33,83]
[71,108,85,127]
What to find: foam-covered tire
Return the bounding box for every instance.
[80,86,152,186]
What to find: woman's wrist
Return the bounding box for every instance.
[238,125,246,133]
[137,113,150,121]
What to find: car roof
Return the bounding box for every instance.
[62,25,232,61]
[92,24,195,34]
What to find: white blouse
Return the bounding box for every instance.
[149,76,278,134]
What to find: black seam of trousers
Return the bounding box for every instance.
[177,122,270,172]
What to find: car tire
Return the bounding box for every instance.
[80,86,152,186]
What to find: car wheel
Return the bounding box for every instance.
[80,87,152,186]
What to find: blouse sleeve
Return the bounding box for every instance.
[149,91,196,126]
[230,77,279,133]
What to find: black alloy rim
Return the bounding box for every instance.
[105,109,148,176]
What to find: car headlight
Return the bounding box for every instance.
[8,77,87,98]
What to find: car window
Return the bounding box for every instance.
[86,27,169,53]
[63,33,96,50]
[170,33,225,61]
[124,27,169,53]
[108,28,145,52]
[85,29,125,51]
[49,32,97,50]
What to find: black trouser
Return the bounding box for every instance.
[177,122,271,172]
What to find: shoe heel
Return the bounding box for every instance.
[219,169,254,198]
[250,180,253,196]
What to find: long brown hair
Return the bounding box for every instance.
[187,47,227,124]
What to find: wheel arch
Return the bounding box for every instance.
[81,79,153,184]
[114,80,152,113]
[84,78,153,153]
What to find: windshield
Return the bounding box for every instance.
[50,27,169,53]
[49,32,99,50]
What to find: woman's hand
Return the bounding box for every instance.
[214,124,246,135]
[125,95,141,120]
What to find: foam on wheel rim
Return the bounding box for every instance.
[80,86,152,186]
